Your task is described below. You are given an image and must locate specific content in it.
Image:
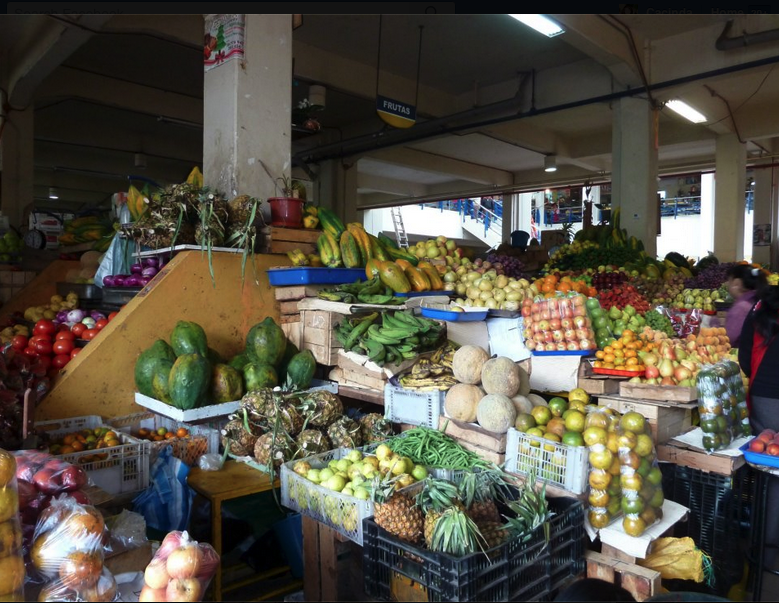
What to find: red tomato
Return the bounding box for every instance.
[37,355,52,370]
[11,335,28,351]
[108,312,119,322]
[70,348,82,359]
[34,339,53,356]
[23,347,38,358]
[53,340,74,355]
[82,329,99,341]
[94,319,109,331]
[52,354,70,370]
[33,320,56,336]
[57,324,71,333]
[71,323,86,337]
[29,334,50,346]
[55,331,75,341]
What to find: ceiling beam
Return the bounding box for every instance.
[356,172,428,198]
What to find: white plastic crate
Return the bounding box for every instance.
[504,428,588,494]
[280,444,381,546]
[384,384,444,428]
[35,415,150,495]
[107,412,220,466]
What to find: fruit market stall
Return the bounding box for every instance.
[0,260,80,319]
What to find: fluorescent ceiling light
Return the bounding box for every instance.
[49,187,59,199]
[508,14,564,38]
[665,100,707,124]
[544,155,557,172]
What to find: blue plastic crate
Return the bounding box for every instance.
[740,440,779,469]
[420,307,487,322]
[393,291,452,298]
[267,267,366,286]
[531,349,594,357]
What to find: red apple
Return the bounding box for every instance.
[573,315,589,329]
[523,328,533,340]
[575,329,589,341]
[750,439,766,453]
[579,339,593,350]
[521,306,532,318]
[166,544,203,580]
[567,342,581,351]
[139,586,167,603]
[564,329,578,342]
[60,465,87,492]
[525,341,537,351]
[59,550,103,588]
[561,318,573,330]
[549,319,561,331]
[767,443,779,456]
[33,468,59,495]
[540,310,551,321]
[158,531,185,559]
[68,489,92,505]
[544,332,555,344]
[762,429,776,439]
[544,343,556,351]
[549,309,560,320]
[573,306,587,317]
[166,578,202,602]
[196,544,220,582]
[552,330,565,343]
[17,479,36,510]
[537,320,550,332]
[144,559,170,590]
[556,342,567,351]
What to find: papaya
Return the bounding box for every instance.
[168,353,211,410]
[211,364,244,403]
[417,262,444,290]
[277,340,300,384]
[346,224,372,265]
[404,265,431,292]
[150,359,174,403]
[367,234,390,262]
[243,363,278,390]
[386,245,419,266]
[284,350,316,391]
[394,258,413,271]
[339,231,362,268]
[365,258,383,280]
[228,351,251,372]
[170,321,208,357]
[207,347,225,365]
[378,261,411,294]
[317,207,345,240]
[246,317,287,367]
[135,340,177,397]
[378,232,399,250]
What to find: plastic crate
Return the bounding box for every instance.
[102,286,142,306]
[35,415,150,495]
[547,498,586,592]
[266,267,366,286]
[107,412,220,466]
[660,463,749,594]
[504,429,588,495]
[280,444,381,545]
[384,385,444,429]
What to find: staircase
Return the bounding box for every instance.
[390,207,409,249]
[460,204,503,249]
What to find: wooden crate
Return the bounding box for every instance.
[585,551,661,602]
[656,440,745,476]
[260,225,320,255]
[619,382,696,403]
[274,284,327,302]
[577,361,620,395]
[281,321,302,350]
[455,438,505,465]
[438,416,507,454]
[597,396,695,444]
[300,309,342,366]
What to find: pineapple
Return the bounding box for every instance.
[359,413,394,444]
[478,521,509,551]
[460,469,506,527]
[242,389,304,436]
[326,416,362,448]
[503,476,550,545]
[195,192,228,247]
[415,479,463,548]
[429,507,486,557]
[296,391,343,428]
[372,477,423,545]
[296,429,331,457]
[227,195,260,226]
[253,431,297,469]
[221,414,263,457]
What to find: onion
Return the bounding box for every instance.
[141,266,158,278]
[90,311,106,321]
[138,276,152,286]
[102,275,116,287]
[56,311,69,322]
[113,275,126,287]
[125,276,141,287]
[82,317,96,328]
[130,263,143,275]
[67,309,86,323]
[142,258,159,268]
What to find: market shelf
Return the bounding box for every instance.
[35,250,292,421]
[337,384,385,406]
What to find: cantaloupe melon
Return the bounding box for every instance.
[528,393,548,407]
[517,366,531,397]
[476,393,517,434]
[452,345,490,385]
[481,357,521,397]
[444,384,485,423]
[511,394,533,416]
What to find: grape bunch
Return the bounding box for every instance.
[644,309,675,337]
[684,263,738,289]
[591,270,628,291]
[485,254,526,278]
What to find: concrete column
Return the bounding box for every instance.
[751,162,773,266]
[0,107,34,229]
[501,194,514,246]
[700,173,715,259]
[611,97,659,257]
[712,133,746,262]
[203,14,291,222]
[318,159,360,225]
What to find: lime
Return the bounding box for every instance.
[411,465,429,481]
[562,431,584,447]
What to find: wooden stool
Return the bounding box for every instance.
[187,461,278,601]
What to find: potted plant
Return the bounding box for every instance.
[292,99,323,131]
[268,176,307,228]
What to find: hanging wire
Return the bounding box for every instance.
[375,15,383,98]
[414,25,424,109]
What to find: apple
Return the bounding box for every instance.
[196,545,220,582]
[59,550,102,588]
[567,342,581,351]
[81,569,118,603]
[750,439,766,453]
[525,341,537,351]
[573,295,586,307]
[556,342,568,351]
[533,333,545,344]
[549,319,561,331]
[537,320,550,332]
[544,343,556,351]
[573,315,589,329]
[533,321,543,333]
[579,339,593,350]
[140,586,168,602]
[552,330,565,343]
[522,298,533,308]
[60,465,88,492]
[573,306,587,317]
[560,306,573,319]
[549,309,560,320]
[521,306,532,318]
[523,328,533,340]
[540,310,551,321]
[33,468,59,495]
[167,545,203,580]
[561,318,573,330]
[768,443,779,457]
[17,479,35,510]
[68,489,92,505]
[158,531,184,559]
[544,332,555,344]
[144,559,170,590]
[564,329,578,342]
[575,329,589,341]
[166,578,202,602]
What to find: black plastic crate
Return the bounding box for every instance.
[363,497,584,602]
[102,286,142,306]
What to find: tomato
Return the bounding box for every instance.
[82,329,99,341]
[95,319,109,331]
[71,323,86,337]
[11,335,28,351]
[108,312,119,322]
[37,355,52,370]
[33,320,56,336]
[52,354,70,370]
[29,335,50,346]
[57,324,71,333]
[53,340,74,355]
[70,348,82,359]
[23,347,38,358]
[55,331,76,341]
[34,339,53,356]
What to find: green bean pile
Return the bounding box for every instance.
[387,425,493,470]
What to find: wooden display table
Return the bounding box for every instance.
[187,461,278,602]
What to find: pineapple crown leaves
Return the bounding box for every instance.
[430,507,488,558]
[415,478,461,514]
[370,472,403,505]
[458,467,510,508]
[502,473,551,543]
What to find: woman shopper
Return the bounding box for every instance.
[725,264,766,347]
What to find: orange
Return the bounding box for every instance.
[603,354,615,364]
[541,282,554,293]
[596,351,605,359]
[60,445,74,454]
[557,282,571,293]
[593,361,603,368]
[176,428,189,438]
[63,434,76,446]
[71,440,85,452]
[625,349,637,358]
[589,509,610,529]
[604,346,614,355]
[589,470,611,490]
[626,357,638,366]
[613,341,624,350]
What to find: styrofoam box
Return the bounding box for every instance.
[384,384,444,429]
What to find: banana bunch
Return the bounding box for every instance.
[398,343,459,391]
[318,276,403,305]
[335,310,446,367]
[286,249,310,266]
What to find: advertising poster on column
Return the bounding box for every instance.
[754,223,771,246]
[204,14,245,72]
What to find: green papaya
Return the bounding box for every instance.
[135,340,177,397]
[243,363,278,391]
[246,317,287,367]
[211,363,244,404]
[150,359,174,403]
[378,232,399,250]
[277,341,299,383]
[170,321,208,357]
[284,350,316,391]
[207,347,225,365]
[168,353,211,410]
[228,351,251,372]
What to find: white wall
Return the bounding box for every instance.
[363,206,484,244]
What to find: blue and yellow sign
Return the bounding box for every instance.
[377,95,416,129]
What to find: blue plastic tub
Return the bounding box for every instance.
[740,440,779,469]
[531,349,594,357]
[393,291,452,298]
[420,307,487,322]
[267,267,366,286]
[273,513,304,579]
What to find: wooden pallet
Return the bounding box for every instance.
[455,438,505,465]
[657,438,745,475]
[438,416,507,454]
[585,550,661,602]
[619,382,696,403]
[260,225,321,255]
[597,395,695,445]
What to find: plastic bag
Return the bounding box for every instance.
[696,361,740,453]
[523,293,596,354]
[105,510,147,551]
[132,447,194,534]
[94,204,138,289]
[140,530,219,602]
[662,307,702,338]
[0,448,26,601]
[638,536,713,585]
[584,406,621,530]
[197,453,224,472]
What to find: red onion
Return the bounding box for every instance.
[103,275,116,287]
[113,275,126,287]
[125,275,141,287]
[138,276,152,286]
[142,258,159,268]
[141,266,158,278]
[130,263,143,275]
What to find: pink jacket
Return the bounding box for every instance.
[726,290,758,347]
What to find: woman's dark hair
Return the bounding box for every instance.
[726,264,767,294]
[554,578,636,602]
[754,285,779,340]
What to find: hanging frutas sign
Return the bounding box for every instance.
[376,95,416,129]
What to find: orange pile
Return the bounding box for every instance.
[136,426,190,442]
[533,274,598,299]
[593,329,648,373]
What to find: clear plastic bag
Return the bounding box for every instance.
[523,293,595,353]
[662,307,702,338]
[0,448,26,601]
[105,510,147,551]
[696,361,740,453]
[197,453,224,472]
[584,406,621,530]
[140,530,219,602]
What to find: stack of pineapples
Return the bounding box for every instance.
[372,469,550,557]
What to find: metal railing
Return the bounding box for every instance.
[419,199,503,239]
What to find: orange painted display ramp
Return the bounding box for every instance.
[36,250,290,421]
[0,260,81,319]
